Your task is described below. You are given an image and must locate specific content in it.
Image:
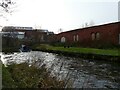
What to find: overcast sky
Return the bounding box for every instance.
[0,0,119,33]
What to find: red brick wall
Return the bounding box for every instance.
[56,22,120,47]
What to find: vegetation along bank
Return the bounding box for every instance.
[2,62,66,88]
[32,44,120,62]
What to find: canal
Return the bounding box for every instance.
[1,51,120,88]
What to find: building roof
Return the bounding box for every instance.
[58,21,120,34]
[2,26,33,31]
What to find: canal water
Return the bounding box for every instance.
[1,51,120,88]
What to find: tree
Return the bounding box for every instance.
[89,20,95,26]
[58,28,63,33]
[82,21,95,28]
[0,0,16,20]
[0,0,15,13]
[85,22,88,27]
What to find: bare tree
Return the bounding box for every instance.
[85,22,88,27]
[58,28,63,33]
[0,0,16,20]
[0,0,15,13]
[82,21,95,28]
[89,20,95,26]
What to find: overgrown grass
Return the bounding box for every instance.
[2,63,65,88]
[34,44,120,56]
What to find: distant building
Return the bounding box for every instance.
[2,26,54,43]
[1,31,24,39]
[2,26,33,31]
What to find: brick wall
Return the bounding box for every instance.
[56,22,120,47]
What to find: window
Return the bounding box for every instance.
[91,33,95,40]
[61,37,66,43]
[119,34,120,45]
[41,35,44,41]
[73,35,79,42]
[73,35,76,41]
[96,32,100,40]
[76,35,79,41]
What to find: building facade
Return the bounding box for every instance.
[2,26,54,43]
[56,22,120,47]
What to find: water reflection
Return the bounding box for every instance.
[1,51,120,88]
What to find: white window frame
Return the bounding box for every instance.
[76,35,79,41]
[73,35,76,42]
[118,33,120,45]
[61,37,66,43]
[96,32,100,40]
[91,33,95,40]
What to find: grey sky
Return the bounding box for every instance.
[0,0,119,33]
[63,1,118,30]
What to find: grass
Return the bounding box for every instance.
[2,63,65,88]
[2,64,17,88]
[35,44,120,57]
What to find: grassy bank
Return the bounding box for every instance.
[2,63,65,88]
[32,44,120,61]
[33,44,120,56]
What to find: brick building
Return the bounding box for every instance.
[56,22,120,47]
